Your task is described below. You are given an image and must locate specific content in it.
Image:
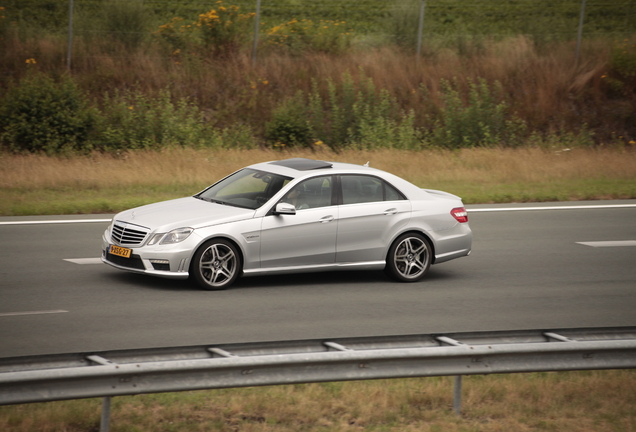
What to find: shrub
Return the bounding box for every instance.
[324,73,358,146]
[0,6,8,43]
[388,0,422,51]
[602,39,636,98]
[103,0,151,49]
[267,18,353,55]
[0,73,97,154]
[196,2,256,56]
[265,91,313,148]
[154,17,195,51]
[527,127,595,149]
[429,78,527,148]
[354,109,423,150]
[154,2,255,57]
[306,73,421,149]
[96,90,210,151]
[208,123,258,149]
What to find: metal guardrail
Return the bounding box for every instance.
[1,327,635,406]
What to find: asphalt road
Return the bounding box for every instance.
[1,200,635,359]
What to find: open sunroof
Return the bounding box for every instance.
[269,158,333,171]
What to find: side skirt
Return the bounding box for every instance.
[242,261,386,277]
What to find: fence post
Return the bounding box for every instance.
[100,397,111,432]
[453,375,462,415]
[416,0,426,61]
[67,0,74,71]
[575,0,587,68]
[252,0,262,66]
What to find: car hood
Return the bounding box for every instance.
[115,197,256,231]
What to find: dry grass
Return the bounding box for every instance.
[1,147,635,215]
[2,147,635,190]
[1,371,634,431]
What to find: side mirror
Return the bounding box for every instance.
[275,202,296,215]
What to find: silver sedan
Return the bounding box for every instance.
[102,158,472,290]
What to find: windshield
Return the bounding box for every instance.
[196,169,292,210]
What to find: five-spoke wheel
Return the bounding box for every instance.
[385,233,432,282]
[191,239,241,290]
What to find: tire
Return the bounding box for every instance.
[385,233,432,282]
[191,239,241,290]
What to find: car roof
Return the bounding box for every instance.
[247,158,430,201]
[268,158,333,171]
[249,158,377,178]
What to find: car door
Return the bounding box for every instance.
[260,175,338,268]
[336,175,411,263]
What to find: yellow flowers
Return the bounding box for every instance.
[194,2,256,54]
[250,78,269,90]
[155,2,352,56]
[267,19,353,54]
[197,10,220,26]
[25,58,36,65]
[155,2,255,56]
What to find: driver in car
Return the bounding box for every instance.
[283,187,309,210]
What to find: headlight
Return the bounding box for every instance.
[148,228,194,245]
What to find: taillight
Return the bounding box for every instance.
[451,207,468,223]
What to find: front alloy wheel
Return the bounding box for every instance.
[192,239,241,290]
[386,233,432,282]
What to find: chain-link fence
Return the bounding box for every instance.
[3,0,635,67]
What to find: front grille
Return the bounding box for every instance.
[106,252,146,270]
[111,221,149,246]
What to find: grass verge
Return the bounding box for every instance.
[1,371,634,431]
[1,147,635,216]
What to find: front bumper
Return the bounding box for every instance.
[102,231,191,280]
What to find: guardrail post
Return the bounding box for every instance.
[100,397,111,432]
[453,375,462,415]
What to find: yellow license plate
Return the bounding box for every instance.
[109,245,132,259]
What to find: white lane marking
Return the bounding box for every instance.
[0,310,68,317]
[0,219,111,226]
[64,258,103,265]
[467,204,636,212]
[577,240,636,248]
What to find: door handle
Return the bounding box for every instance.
[383,208,398,215]
[319,215,335,223]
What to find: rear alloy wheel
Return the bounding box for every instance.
[386,233,432,282]
[191,239,241,290]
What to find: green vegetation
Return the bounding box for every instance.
[0,1,634,214]
[2,0,634,40]
[0,1,635,154]
[0,72,97,154]
[1,371,635,431]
